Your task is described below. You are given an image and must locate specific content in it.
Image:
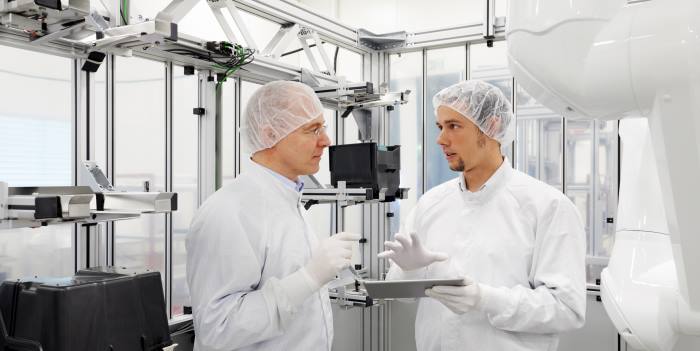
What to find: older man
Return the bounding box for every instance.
[187,81,359,351]
[380,80,587,351]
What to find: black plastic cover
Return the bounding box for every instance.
[34,0,61,10]
[0,267,172,351]
[329,143,401,201]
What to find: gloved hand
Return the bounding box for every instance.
[378,232,448,271]
[425,276,481,314]
[304,232,361,287]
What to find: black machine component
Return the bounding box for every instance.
[34,0,61,10]
[0,267,172,351]
[81,51,106,72]
[329,143,402,201]
[205,41,234,56]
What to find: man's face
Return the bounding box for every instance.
[273,116,331,176]
[435,106,489,172]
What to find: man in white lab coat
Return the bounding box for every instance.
[187,81,360,351]
[380,80,587,351]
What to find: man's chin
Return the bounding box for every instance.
[302,164,321,175]
[448,161,465,172]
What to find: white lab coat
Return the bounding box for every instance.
[388,159,586,351]
[186,161,333,351]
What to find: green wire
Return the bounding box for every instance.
[120,0,128,25]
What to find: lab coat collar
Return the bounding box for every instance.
[458,158,513,204]
[258,163,305,193]
[247,160,305,203]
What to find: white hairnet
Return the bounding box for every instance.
[243,81,324,153]
[433,80,514,146]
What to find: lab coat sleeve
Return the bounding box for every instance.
[187,208,318,351]
[477,197,587,334]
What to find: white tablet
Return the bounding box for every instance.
[362,278,465,299]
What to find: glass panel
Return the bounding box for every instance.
[470,41,513,162]
[113,56,166,280]
[470,41,510,87]
[338,50,364,236]
[238,81,262,173]
[172,66,199,316]
[0,45,74,280]
[0,49,72,186]
[221,79,236,186]
[565,119,594,254]
[496,0,507,17]
[94,62,108,169]
[593,121,618,258]
[425,46,467,190]
[389,52,423,234]
[341,49,365,144]
[566,119,619,284]
[515,84,563,190]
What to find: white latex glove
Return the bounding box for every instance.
[304,232,361,287]
[377,232,448,271]
[425,276,481,314]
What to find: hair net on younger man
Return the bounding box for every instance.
[433,80,515,146]
[242,81,324,153]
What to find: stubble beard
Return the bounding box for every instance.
[449,158,465,172]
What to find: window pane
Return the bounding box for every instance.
[565,119,594,255]
[425,46,466,190]
[0,48,71,186]
[340,49,365,144]
[221,79,237,186]
[239,81,262,172]
[94,62,108,169]
[0,45,74,280]
[496,0,507,17]
[566,119,619,284]
[515,84,563,190]
[172,66,199,316]
[338,50,365,238]
[470,41,513,161]
[113,56,166,279]
[594,121,618,257]
[389,52,423,234]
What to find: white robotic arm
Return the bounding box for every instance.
[507,0,700,350]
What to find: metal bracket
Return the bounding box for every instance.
[302,180,374,208]
[357,28,407,51]
[329,287,374,308]
[261,23,299,59]
[302,180,409,209]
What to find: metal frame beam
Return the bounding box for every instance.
[384,21,507,54]
[227,0,363,53]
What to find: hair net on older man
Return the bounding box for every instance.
[242,80,324,153]
[433,80,515,146]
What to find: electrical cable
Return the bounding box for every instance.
[120,0,128,25]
